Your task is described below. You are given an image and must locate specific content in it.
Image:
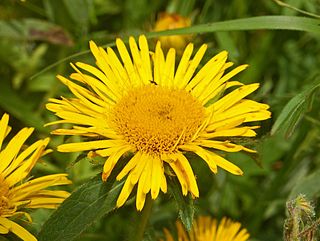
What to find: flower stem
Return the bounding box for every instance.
[132,195,153,241]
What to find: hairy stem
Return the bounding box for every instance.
[132,195,153,241]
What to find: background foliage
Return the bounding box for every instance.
[0,0,320,240]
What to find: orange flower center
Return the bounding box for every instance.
[112,85,205,155]
[0,176,11,216]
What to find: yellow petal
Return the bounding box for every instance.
[130,154,148,185]
[116,38,139,87]
[168,161,188,196]
[102,145,132,181]
[106,46,131,88]
[136,181,147,211]
[95,146,125,157]
[0,113,10,150]
[178,44,207,89]
[211,151,243,175]
[160,173,167,193]
[27,197,67,208]
[75,61,122,99]
[201,127,258,138]
[54,111,105,128]
[162,48,176,87]
[29,190,70,199]
[173,43,194,86]
[212,99,270,123]
[135,160,151,207]
[50,128,99,137]
[200,64,248,104]
[179,145,217,174]
[2,138,49,179]
[153,41,165,85]
[151,157,162,199]
[70,73,118,105]
[0,217,37,241]
[142,159,152,194]
[213,84,260,113]
[129,36,148,85]
[5,139,48,186]
[139,35,153,83]
[58,140,126,152]
[0,224,9,234]
[206,116,246,132]
[135,157,151,210]
[56,75,107,113]
[0,127,34,174]
[11,174,71,197]
[116,152,142,181]
[187,50,228,91]
[163,228,175,241]
[175,153,199,197]
[176,221,189,241]
[116,174,135,208]
[197,140,243,153]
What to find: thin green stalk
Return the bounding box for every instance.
[132,195,153,241]
[273,0,320,19]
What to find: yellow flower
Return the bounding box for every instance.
[160,216,250,241]
[154,12,192,52]
[0,113,71,241]
[46,35,271,211]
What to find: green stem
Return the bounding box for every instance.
[292,209,301,241]
[132,195,153,241]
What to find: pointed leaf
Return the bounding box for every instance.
[271,79,320,137]
[33,16,320,78]
[38,175,123,241]
[168,179,194,231]
[148,16,320,37]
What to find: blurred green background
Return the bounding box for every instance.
[0,0,320,240]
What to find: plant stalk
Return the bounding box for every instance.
[132,195,153,241]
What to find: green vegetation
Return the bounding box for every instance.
[0,0,319,240]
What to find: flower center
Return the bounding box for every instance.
[0,176,10,215]
[112,85,205,155]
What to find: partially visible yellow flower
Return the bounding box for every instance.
[46,35,271,211]
[0,113,71,241]
[161,216,250,241]
[154,12,192,52]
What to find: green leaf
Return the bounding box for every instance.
[0,235,9,241]
[271,92,306,138]
[147,16,320,37]
[0,18,73,46]
[0,20,23,39]
[32,16,320,79]
[94,0,121,15]
[271,78,320,137]
[168,179,194,231]
[27,72,56,92]
[38,175,123,241]
[43,0,90,35]
[62,0,91,29]
[289,169,320,200]
[0,80,46,132]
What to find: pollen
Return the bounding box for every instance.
[0,176,10,215]
[112,85,205,155]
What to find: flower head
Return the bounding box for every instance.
[154,12,192,52]
[160,216,250,241]
[0,114,71,240]
[46,35,271,210]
